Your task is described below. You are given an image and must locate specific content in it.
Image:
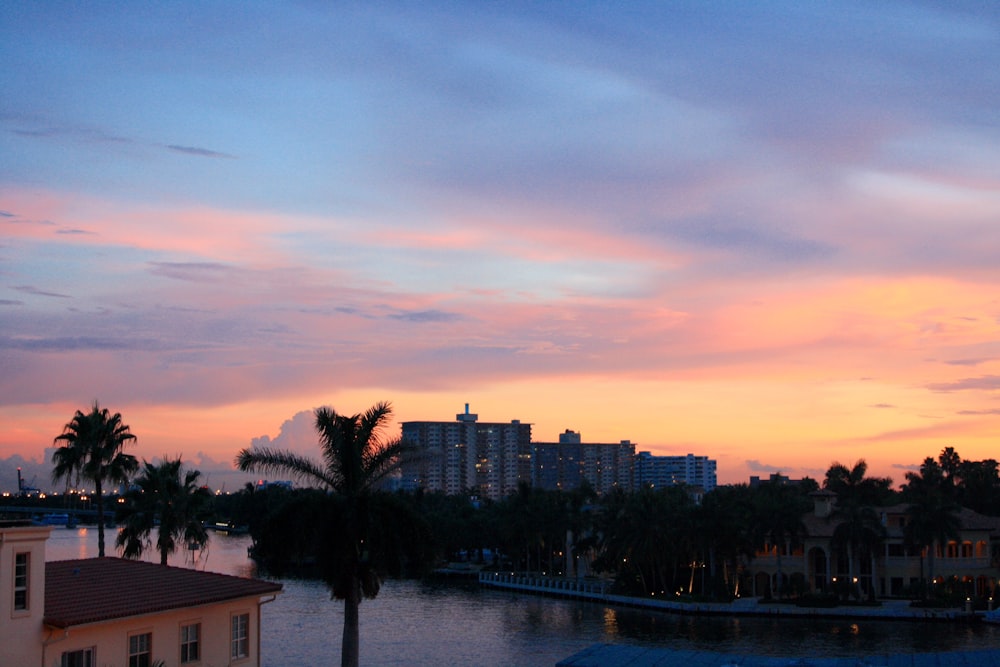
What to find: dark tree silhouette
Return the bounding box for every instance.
[235,401,422,667]
[52,402,138,557]
[116,457,212,565]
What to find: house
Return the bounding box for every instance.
[749,491,1000,599]
[1,520,282,667]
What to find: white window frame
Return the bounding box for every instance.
[13,552,29,611]
[180,621,201,663]
[61,647,95,667]
[230,612,250,660]
[128,631,152,667]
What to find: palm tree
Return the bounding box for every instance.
[696,485,756,599]
[116,457,212,565]
[750,481,809,599]
[824,460,889,599]
[235,401,408,667]
[901,473,961,599]
[52,402,139,557]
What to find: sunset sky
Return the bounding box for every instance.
[2,2,998,491]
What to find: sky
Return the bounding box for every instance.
[2,1,998,492]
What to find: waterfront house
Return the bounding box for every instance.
[749,491,1000,600]
[1,521,282,667]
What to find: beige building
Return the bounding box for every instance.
[1,520,282,667]
[749,491,1000,600]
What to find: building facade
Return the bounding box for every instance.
[635,451,718,493]
[400,405,532,501]
[532,430,635,494]
[749,492,1000,600]
[0,521,282,667]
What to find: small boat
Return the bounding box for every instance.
[984,609,1000,623]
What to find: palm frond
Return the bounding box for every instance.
[235,446,336,489]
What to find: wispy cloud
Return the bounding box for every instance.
[927,375,1000,392]
[387,309,463,323]
[945,358,992,366]
[165,144,236,159]
[12,285,71,298]
[148,262,235,282]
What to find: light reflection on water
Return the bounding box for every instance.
[45,528,1000,666]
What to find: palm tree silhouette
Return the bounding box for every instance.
[52,402,138,557]
[116,457,212,565]
[235,401,407,667]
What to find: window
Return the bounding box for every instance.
[61,648,95,667]
[180,622,200,663]
[14,552,29,610]
[231,613,249,660]
[128,632,152,667]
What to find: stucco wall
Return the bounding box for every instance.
[41,598,268,667]
[0,524,51,667]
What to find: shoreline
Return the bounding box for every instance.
[478,571,983,622]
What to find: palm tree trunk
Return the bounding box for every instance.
[95,476,106,557]
[847,543,857,599]
[342,585,360,667]
[928,545,936,598]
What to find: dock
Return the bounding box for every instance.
[478,572,976,621]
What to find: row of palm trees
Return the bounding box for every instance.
[51,402,211,564]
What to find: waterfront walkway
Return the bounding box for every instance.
[557,644,1000,666]
[478,572,975,621]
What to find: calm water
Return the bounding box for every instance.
[46,527,1000,665]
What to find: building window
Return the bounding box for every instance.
[180,622,200,663]
[231,613,249,660]
[128,632,152,667]
[14,552,29,610]
[61,648,95,667]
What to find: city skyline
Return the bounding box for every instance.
[2,3,998,486]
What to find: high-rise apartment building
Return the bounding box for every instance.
[400,405,532,501]
[532,430,635,494]
[634,452,717,492]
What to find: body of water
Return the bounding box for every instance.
[45,527,1000,666]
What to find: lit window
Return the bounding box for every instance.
[231,613,249,659]
[61,647,95,667]
[128,632,152,667]
[180,623,200,663]
[14,552,29,610]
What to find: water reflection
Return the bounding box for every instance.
[603,607,619,637]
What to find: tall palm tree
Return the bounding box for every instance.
[116,457,212,565]
[824,460,889,599]
[750,481,808,599]
[901,456,959,598]
[830,501,885,599]
[52,401,139,557]
[235,401,407,667]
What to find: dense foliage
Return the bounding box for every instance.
[228,447,999,606]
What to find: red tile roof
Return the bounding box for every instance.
[44,558,282,629]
